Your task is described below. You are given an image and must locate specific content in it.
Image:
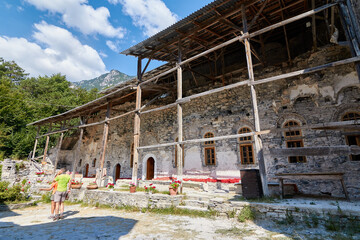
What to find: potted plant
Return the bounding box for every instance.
[169,180,181,196]
[144,183,156,194]
[129,182,136,193]
[106,183,115,191]
[70,179,83,189]
[87,182,98,190]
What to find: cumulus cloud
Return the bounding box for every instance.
[106,40,120,52]
[25,0,125,38]
[109,0,177,36]
[0,21,106,81]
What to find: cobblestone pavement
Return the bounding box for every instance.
[0,204,358,240]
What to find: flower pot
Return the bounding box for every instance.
[87,184,98,190]
[130,186,136,193]
[169,187,178,196]
[71,184,82,189]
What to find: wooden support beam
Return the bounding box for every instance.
[270,145,360,157]
[279,0,292,64]
[177,40,184,185]
[132,58,142,185]
[71,118,84,180]
[139,3,337,87]
[42,123,52,165]
[141,58,152,77]
[97,103,111,186]
[31,126,40,160]
[248,0,269,30]
[242,3,269,196]
[53,132,64,174]
[136,120,359,151]
[312,0,317,50]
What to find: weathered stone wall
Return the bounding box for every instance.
[55,45,360,199]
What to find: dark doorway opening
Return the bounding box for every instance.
[115,164,121,182]
[146,157,155,180]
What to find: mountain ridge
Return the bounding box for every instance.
[73,69,134,91]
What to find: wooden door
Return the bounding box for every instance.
[115,164,121,182]
[146,157,155,180]
[84,164,89,177]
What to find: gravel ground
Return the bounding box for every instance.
[0,203,359,240]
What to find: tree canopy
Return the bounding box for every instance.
[0,58,99,159]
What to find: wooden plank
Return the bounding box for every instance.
[270,145,360,157]
[132,57,142,185]
[31,126,40,160]
[312,0,317,50]
[253,56,360,85]
[242,3,269,196]
[53,132,63,174]
[177,41,184,184]
[97,103,111,186]
[275,175,343,181]
[248,0,269,29]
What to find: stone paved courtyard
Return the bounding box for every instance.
[0,203,359,240]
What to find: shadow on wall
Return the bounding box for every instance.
[0,214,138,239]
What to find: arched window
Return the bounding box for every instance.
[204,132,216,165]
[130,143,134,168]
[284,121,306,163]
[342,112,360,161]
[175,137,184,167]
[239,127,254,164]
[92,158,96,167]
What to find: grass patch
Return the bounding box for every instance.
[232,196,279,203]
[238,205,255,222]
[215,227,254,236]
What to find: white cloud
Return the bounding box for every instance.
[25,0,125,38]
[99,51,108,58]
[0,21,106,82]
[110,0,177,36]
[106,40,120,52]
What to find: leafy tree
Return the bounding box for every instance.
[0,58,99,159]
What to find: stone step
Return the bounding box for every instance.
[176,205,209,212]
[184,193,212,201]
[183,199,209,208]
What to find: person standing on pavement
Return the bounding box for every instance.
[39,170,61,219]
[53,168,71,221]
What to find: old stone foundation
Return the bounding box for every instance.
[67,189,360,226]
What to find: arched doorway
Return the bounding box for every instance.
[146,157,155,180]
[84,163,89,177]
[115,164,121,182]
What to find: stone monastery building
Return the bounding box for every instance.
[29,0,360,199]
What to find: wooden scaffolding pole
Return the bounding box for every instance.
[31,126,40,160]
[177,40,184,185]
[53,132,64,174]
[72,117,84,180]
[97,103,111,186]
[42,123,52,165]
[132,58,142,185]
[242,4,269,196]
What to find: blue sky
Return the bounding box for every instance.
[0,0,213,82]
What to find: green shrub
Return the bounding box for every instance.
[0,181,30,204]
[41,192,52,203]
[237,205,255,222]
[15,162,25,172]
[0,164,2,180]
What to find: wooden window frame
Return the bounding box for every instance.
[238,127,255,165]
[284,121,306,163]
[204,132,216,166]
[204,146,216,166]
[342,112,360,161]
